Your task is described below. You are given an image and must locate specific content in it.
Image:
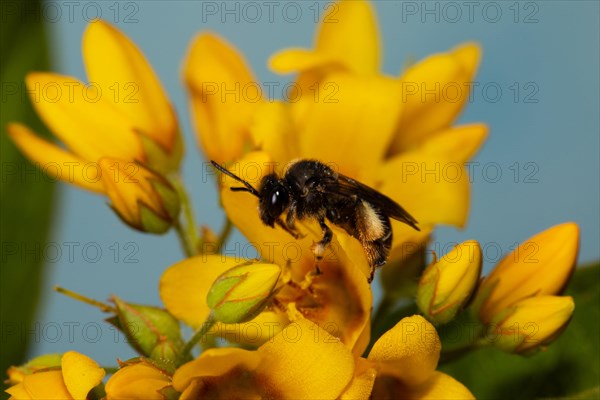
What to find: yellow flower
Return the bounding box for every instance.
[160,208,371,353]
[5,351,104,400]
[360,315,474,399]
[485,296,575,354]
[105,359,173,400]
[8,19,181,194]
[417,241,482,324]
[187,0,487,286]
[474,222,579,324]
[172,317,356,399]
[98,158,180,234]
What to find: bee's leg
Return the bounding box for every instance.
[311,217,332,275]
[275,218,302,239]
[284,203,305,239]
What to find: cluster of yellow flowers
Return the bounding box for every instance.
[6,1,579,399]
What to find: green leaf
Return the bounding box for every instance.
[439,263,600,399]
[0,0,55,392]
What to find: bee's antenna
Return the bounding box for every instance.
[210,160,260,198]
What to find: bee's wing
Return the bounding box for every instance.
[325,174,420,231]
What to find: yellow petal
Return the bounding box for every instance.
[269,48,339,74]
[7,123,104,192]
[296,73,404,182]
[270,0,379,75]
[257,318,355,399]
[61,351,105,400]
[378,153,470,229]
[316,0,380,74]
[25,73,142,162]
[82,20,177,150]
[369,315,440,386]
[249,101,299,165]
[105,362,171,400]
[340,358,377,399]
[159,255,246,328]
[5,382,32,399]
[173,348,261,391]
[394,371,475,400]
[19,371,72,400]
[211,311,288,346]
[478,223,579,322]
[418,124,488,163]
[183,33,260,164]
[389,43,482,155]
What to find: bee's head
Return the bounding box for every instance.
[259,173,290,227]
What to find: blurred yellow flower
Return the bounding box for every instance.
[5,351,104,400]
[347,315,474,398]
[417,241,482,324]
[168,314,473,398]
[98,158,180,234]
[8,19,181,194]
[474,222,579,324]
[486,295,575,354]
[105,360,172,400]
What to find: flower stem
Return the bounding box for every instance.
[179,313,216,364]
[439,338,489,364]
[174,220,194,258]
[216,218,233,253]
[171,174,200,257]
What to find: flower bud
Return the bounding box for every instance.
[99,158,181,234]
[417,241,482,324]
[207,261,281,324]
[108,296,184,369]
[105,359,174,400]
[473,223,579,324]
[485,295,574,354]
[5,351,104,400]
[6,353,62,385]
[138,127,184,174]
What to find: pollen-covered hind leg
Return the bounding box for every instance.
[364,231,393,283]
[311,217,333,276]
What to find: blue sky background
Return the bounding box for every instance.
[28,1,598,365]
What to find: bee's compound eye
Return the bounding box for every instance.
[267,186,288,218]
[271,191,279,205]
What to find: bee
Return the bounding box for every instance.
[211,159,420,282]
